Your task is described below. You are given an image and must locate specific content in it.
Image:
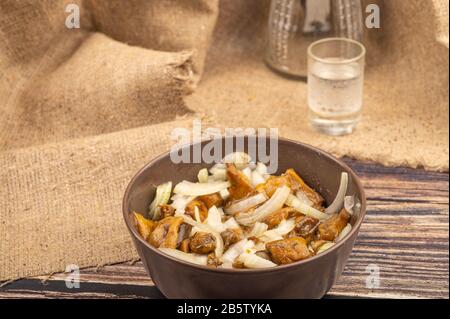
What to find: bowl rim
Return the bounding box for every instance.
[122,136,366,274]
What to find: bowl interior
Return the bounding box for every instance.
[124,137,364,231]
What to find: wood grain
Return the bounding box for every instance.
[1,159,448,299]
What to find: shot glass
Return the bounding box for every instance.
[307,37,366,135]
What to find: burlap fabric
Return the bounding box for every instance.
[0,0,448,281]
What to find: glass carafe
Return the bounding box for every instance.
[265,0,364,78]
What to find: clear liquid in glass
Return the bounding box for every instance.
[308,58,363,135]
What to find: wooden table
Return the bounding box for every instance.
[1,159,448,299]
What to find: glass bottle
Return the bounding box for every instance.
[265,0,364,78]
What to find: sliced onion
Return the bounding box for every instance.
[336,223,352,242]
[148,181,172,220]
[171,194,195,216]
[210,167,227,181]
[174,180,230,196]
[241,167,252,181]
[317,242,335,254]
[269,219,295,235]
[238,252,277,268]
[219,188,230,200]
[205,206,226,233]
[223,217,240,229]
[344,195,355,215]
[236,186,291,226]
[325,172,348,215]
[221,238,254,264]
[260,232,282,242]
[194,206,202,223]
[255,162,268,175]
[249,222,268,237]
[295,190,313,207]
[159,248,207,266]
[217,207,225,217]
[259,219,295,242]
[219,262,234,269]
[209,163,226,171]
[222,152,251,169]
[181,215,224,257]
[197,168,209,183]
[253,241,266,251]
[225,193,268,215]
[286,194,328,220]
[251,171,265,187]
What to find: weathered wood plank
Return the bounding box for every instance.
[0,277,163,299]
[330,159,449,299]
[1,159,448,299]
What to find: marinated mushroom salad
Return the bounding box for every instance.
[133,152,357,269]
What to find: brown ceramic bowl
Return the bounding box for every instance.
[123,136,366,298]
